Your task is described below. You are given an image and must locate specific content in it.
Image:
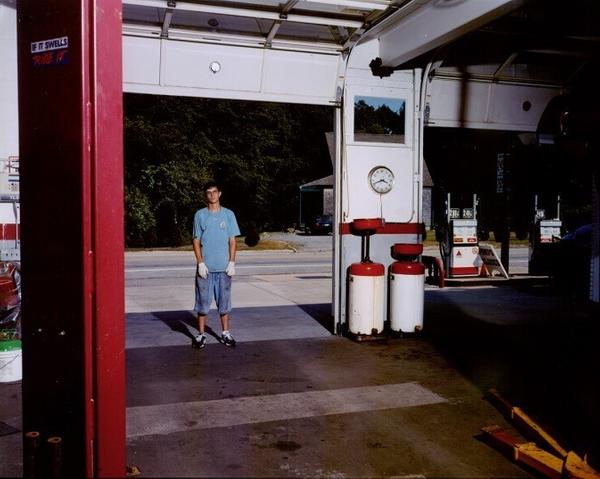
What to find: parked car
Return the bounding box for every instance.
[305,214,333,235]
[554,224,592,295]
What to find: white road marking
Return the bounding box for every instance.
[127,382,446,438]
[125,263,329,273]
[126,267,193,273]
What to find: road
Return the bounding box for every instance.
[125,250,333,280]
[125,249,334,314]
[125,245,529,280]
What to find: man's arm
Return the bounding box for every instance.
[228,236,237,262]
[192,238,203,264]
[193,238,209,278]
[225,236,237,276]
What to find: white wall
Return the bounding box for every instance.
[123,35,341,106]
[336,38,422,328]
[0,4,19,160]
[426,77,560,132]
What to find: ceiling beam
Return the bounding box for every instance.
[264,0,299,48]
[342,27,364,50]
[493,51,518,79]
[123,23,343,53]
[265,21,281,47]
[161,6,174,38]
[282,0,301,14]
[364,0,525,68]
[309,0,389,10]
[124,0,364,28]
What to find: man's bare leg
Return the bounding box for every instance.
[220,313,230,332]
[198,314,207,334]
[193,314,208,348]
[220,314,236,346]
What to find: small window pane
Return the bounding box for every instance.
[354,96,405,144]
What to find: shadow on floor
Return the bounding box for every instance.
[423,284,600,467]
[127,303,333,345]
[297,303,335,333]
[153,310,221,342]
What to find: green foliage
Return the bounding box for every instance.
[125,185,156,247]
[124,95,333,247]
[354,99,405,135]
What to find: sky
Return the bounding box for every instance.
[355,95,405,113]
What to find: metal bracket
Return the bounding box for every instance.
[369,57,394,78]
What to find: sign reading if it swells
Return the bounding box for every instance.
[30,36,69,66]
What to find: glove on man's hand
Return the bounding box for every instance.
[226,261,236,276]
[197,262,209,279]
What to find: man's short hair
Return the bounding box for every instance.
[204,181,220,192]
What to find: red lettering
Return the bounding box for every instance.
[32,51,68,66]
[32,52,55,65]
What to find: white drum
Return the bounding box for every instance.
[348,262,385,335]
[389,262,425,333]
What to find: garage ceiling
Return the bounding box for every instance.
[121,0,600,90]
[426,0,600,88]
[122,0,400,53]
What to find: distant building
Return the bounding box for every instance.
[299,175,333,228]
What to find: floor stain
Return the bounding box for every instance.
[271,440,302,452]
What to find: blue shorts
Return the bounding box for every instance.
[194,272,232,315]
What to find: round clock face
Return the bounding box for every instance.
[368,166,394,194]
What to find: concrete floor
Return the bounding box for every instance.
[126,331,526,478]
[2,269,599,477]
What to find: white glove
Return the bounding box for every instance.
[226,261,236,276]
[197,262,208,279]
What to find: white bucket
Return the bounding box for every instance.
[0,341,22,383]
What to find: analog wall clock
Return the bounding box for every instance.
[368,166,394,194]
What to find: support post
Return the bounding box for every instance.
[496,151,511,274]
[18,1,125,476]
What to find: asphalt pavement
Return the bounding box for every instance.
[121,241,599,477]
[1,235,598,478]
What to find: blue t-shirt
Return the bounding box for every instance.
[193,207,241,272]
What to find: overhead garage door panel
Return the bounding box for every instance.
[163,40,264,92]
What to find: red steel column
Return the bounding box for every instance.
[89,1,126,476]
[17,1,125,477]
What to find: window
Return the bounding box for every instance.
[354,96,405,144]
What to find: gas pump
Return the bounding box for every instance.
[529,194,562,275]
[440,193,481,278]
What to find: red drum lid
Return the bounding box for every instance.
[391,243,423,257]
[351,218,384,234]
[390,262,425,275]
[349,262,385,276]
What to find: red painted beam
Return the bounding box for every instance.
[18,1,124,476]
[339,222,425,235]
[89,2,126,476]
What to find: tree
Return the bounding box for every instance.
[124,95,333,246]
[124,186,155,247]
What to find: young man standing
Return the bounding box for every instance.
[192,181,241,348]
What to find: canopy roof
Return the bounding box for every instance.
[123,0,600,89]
[123,0,397,54]
[427,2,600,87]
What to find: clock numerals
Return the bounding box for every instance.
[368,166,394,194]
